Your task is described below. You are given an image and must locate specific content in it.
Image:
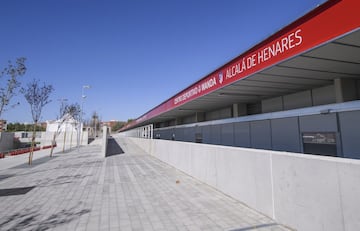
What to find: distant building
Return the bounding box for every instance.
[46,114,79,132]
[101,120,118,128]
[101,120,126,132]
[0,120,7,132]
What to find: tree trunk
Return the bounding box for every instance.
[63,130,67,153]
[50,132,56,157]
[28,124,37,165]
[70,130,73,149]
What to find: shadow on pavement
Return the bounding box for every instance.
[230,223,279,231]
[0,186,35,197]
[11,156,59,169]
[0,205,90,230]
[0,174,15,181]
[106,138,124,157]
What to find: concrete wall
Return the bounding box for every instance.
[312,85,335,106]
[262,85,336,113]
[205,107,232,121]
[0,132,14,152]
[283,90,313,110]
[262,96,283,113]
[154,105,360,159]
[126,137,360,231]
[14,131,89,150]
[335,78,359,103]
[182,114,196,124]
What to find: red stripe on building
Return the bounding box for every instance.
[123,0,360,131]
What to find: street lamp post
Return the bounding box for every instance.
[78,85,91,149]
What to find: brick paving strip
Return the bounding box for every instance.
[0,138,291,231]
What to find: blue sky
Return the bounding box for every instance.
[0,0,326,123]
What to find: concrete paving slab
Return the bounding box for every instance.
[0,139,292,231]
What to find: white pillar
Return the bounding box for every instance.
[101,126,108,157]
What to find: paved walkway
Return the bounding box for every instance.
[0,138,291,231]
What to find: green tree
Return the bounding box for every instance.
[6,122,14,131]
[111,121,126,131]
[6,122,44,132]
[66,103,81,123]
[21,79,54,164]
[0,57,27,118]
[90,111,100,137]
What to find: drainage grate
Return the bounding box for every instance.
[0,186,35,197]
